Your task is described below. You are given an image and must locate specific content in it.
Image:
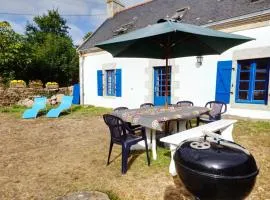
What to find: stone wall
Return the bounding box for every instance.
[0,87,72,106]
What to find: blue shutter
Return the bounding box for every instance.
[97,70,103,96]
[215,61,232,103]
[115,69,122,97]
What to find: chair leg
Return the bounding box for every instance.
[189,120,192,128]
[144,138,150,166]
[196,117,200,127]
[121,145,129,174]
[107,141,113,166]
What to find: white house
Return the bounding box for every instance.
[78,0,270,119]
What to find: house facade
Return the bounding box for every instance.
[78,0,270,119]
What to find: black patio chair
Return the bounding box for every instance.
[197,100,227,126]
[113,107,141,131]
[113,107,128,111]
[140,103,154,108]
[176,101,194,129]
[103,114,150,174]
[176,101,194,107]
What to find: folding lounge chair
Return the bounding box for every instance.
[22,97,47,119]
[46,96,73,118]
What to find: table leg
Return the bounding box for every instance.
[145,128,152,148]
[169,144,177,176]
[151,130,157,160]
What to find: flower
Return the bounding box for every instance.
[46,82,58,86]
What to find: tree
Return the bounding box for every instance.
[0,21,31,84]
[26,9,78,86]
[83,31,92,41]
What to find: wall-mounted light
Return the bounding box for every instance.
[196,56,203,66]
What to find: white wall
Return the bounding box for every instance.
[81,25,270,110]
[173,25,270,107]
[82,52,149,108]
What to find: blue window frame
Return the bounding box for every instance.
[236,58,270,104]
[106,70,116,96]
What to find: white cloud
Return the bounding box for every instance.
[0,0,148,43]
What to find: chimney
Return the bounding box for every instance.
[106,0,125,18]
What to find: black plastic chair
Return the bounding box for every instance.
[140,103,154,108]
[176,101,194,129]
[176,101,194,107]
[197,101,227,126]
[103,114,150,174]
[113,107,128,111]
[113,107,141,131]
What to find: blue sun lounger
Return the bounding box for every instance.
[22,97,47,119]
[46,96,73,118]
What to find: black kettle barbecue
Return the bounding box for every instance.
[174,132,259,200]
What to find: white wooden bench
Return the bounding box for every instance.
[160,119,237,176]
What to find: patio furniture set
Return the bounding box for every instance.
[98,18,257,199]
[103,100,230,175]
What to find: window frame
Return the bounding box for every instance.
[106,69,116,96]
[235,59,270,105]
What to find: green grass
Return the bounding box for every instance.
[0,104,112,118]
[0,105,26,113]
[70,105,112,117]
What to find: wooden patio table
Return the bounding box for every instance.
[112,106,209,160]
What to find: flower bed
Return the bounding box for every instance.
[46,82,59,90]
[9,80,26,88]
[29,80,43,89]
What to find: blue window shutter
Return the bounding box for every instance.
[97,70,103,96]
[215,61,232,104]
[115,69,122,97]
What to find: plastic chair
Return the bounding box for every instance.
[176,101,194,129]
[22,97,47,119]
[103,114,150,174]
[140,103,154,108]
[197,101,227,126]
[113,107,141,131]
[113,107,128,111]
[176,101,194,107]
[46,96,73,118]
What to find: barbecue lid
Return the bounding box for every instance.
[174,132,259,177]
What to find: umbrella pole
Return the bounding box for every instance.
[165,57,168,109]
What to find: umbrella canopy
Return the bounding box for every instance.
[96,20,253,59]
[95,20,254,106]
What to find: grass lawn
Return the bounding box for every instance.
[0,106,269,199]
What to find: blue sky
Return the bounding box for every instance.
[0,0,146,45]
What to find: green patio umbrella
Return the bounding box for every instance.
[96,20,253,106]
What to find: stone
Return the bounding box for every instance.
[51,99,57,105]
[56,94,65,103]
[57,191,110,200]
[17,98,34,107]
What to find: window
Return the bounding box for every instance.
[97,69,122,97]
[236,58,270,104]
[106,70,116,96]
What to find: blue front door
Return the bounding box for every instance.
[154,66,171,106]
[215,61,232,103]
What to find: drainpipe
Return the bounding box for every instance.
[79,52,85,105]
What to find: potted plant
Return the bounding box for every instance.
[29,80,43,89]
[10,80,26,88]
[46,82,59,90]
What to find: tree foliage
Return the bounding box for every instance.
[26,9,78,86]
[0,10,79,86]
[83,31,93,41]
[0,21,31,84]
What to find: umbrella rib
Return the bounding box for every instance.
[192,36,222,55]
